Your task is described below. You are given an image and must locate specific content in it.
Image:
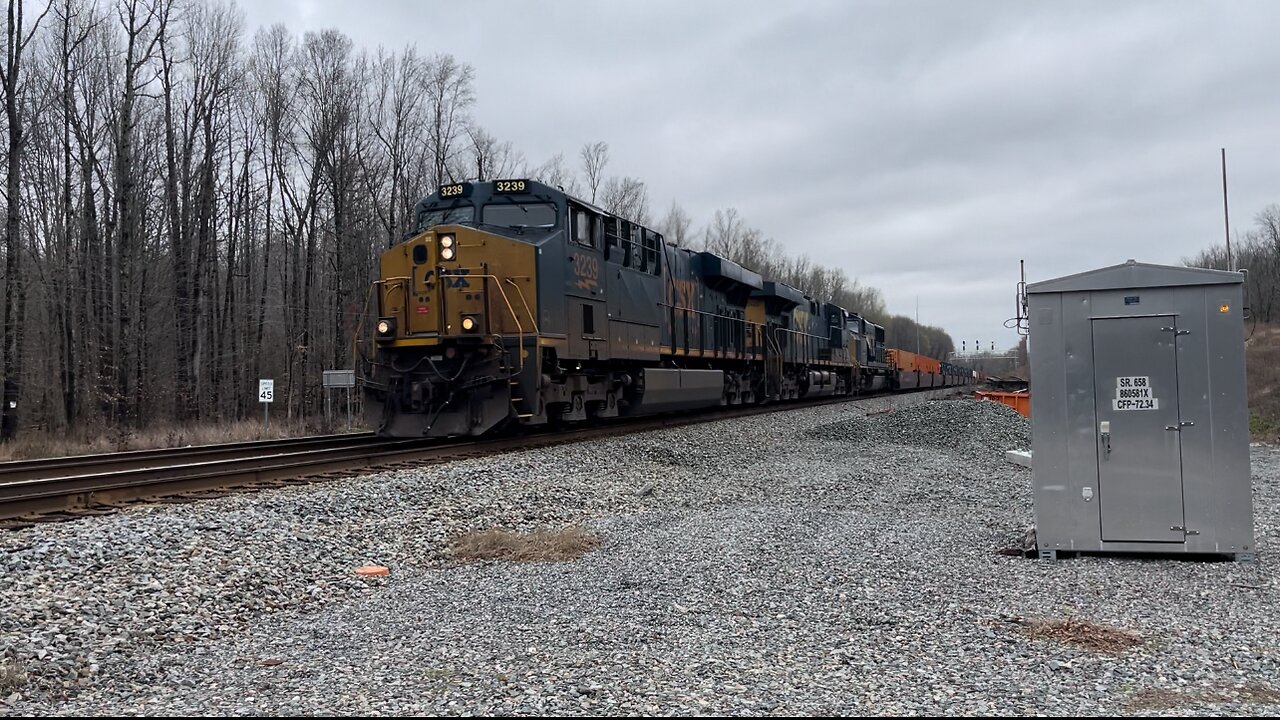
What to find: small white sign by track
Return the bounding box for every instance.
[258,379,274,403]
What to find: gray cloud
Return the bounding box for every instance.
[243,0,1280,352]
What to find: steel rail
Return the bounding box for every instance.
[0,432,379,484]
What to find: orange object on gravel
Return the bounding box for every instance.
[355,565,389,577]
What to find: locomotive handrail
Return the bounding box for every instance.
[659,302,763,358]
[771,325,834,342]
[504,278,541,334]
[765,327,785,399]
[371,277,411,324]
[439,271,528,373]
[365,277,409,351]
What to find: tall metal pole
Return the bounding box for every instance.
[1222,148,1232,271]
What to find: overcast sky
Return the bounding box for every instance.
[243,0,1280,354]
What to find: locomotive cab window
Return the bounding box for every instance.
[481,202,557,230]
[621,221,634,267]
[644,231,662,276]
[604,217,620,247]
[635,227,647,272]
[417,203,474,233]
[570,207,596,248]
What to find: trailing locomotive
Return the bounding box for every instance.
[360,179,975,438]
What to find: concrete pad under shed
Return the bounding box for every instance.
[1005,449,1033,468]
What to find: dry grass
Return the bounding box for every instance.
[1008,616,1144,654]
[450,526,599,563]
[0,417,349,462]
[1247,324,1280,442]
[0,659,28,692]
[1126,683,1280,711]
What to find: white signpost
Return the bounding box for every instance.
[259,378,274,430]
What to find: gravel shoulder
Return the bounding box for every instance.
[2,389,1278,716]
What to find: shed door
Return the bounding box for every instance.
[1092,315,1185,543]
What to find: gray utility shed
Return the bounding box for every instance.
[1027,260,1253,560]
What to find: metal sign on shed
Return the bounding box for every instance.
[323,370,356,388]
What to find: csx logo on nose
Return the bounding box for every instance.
[438,268,471,288]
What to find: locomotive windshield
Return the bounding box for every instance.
[417,203,475,231]
[481,202,557,230]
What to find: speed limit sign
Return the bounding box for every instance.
[258,379,274,403]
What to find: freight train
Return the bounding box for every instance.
[360,179,977,438]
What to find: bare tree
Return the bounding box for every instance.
[292,28,358,416]
[423,53,473,190]
[109,0,169,424]
[42,0,99,428]
[703,208,775,272]
[657,200,694,247]
[600,176,649,225]
[363,46,425,246]
[466,125,521,185]
[1,0,52,441]
[579,140,607,204]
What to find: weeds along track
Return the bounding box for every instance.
[0,387,963,527]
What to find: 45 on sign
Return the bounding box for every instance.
[258,379,274,403]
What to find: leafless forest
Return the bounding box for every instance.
[0,0,954,442]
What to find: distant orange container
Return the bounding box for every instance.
[976,390,1030,418]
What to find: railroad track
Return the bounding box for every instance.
[0,387,967,527]
[0,432,379,483]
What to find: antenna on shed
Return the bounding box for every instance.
[1009,259,1030,337]
[1222,148,1232,271]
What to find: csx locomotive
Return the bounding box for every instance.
[361,179,975,438]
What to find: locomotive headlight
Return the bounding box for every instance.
[461,316,476,331]
[377,320,391,335]
[439,234,455,249]
[440,246,456,261]
[375,317,396,341]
